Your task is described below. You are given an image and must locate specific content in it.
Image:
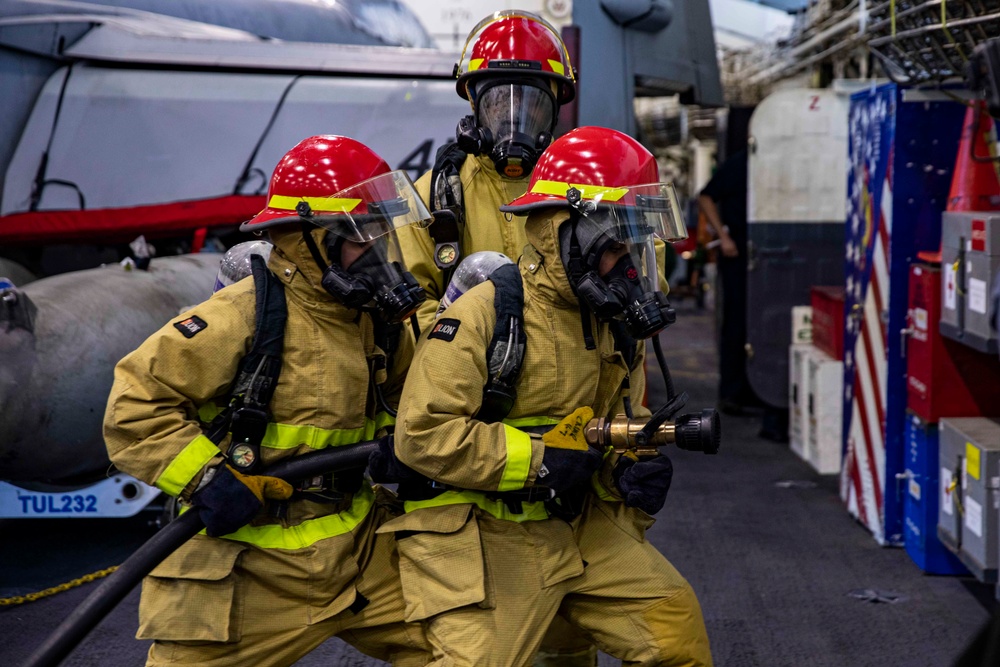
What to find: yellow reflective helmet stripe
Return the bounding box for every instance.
[468,58,485,72]
[530,180,629,202]
[498,423,533,492]
[210,485,375,549]
[155,434,220,497]
[267,195,361,214]
[547,59,565,75]
[404,490,548,523]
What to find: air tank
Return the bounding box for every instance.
[0,254,220,486]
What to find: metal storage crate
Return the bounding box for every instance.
[940,211,1000,354]
[905,413,968,574]
[938,417,1000,582]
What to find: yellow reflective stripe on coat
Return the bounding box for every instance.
[155,435,220,497]
[216,484,375,549]
[264,422,369,450]
[267,194,361,214]
[371,411,396,435]
[502,416,560,429]
[530,180,629,202]
[498,423,533,492]
[198,402,386,450]
[404,490,548,523]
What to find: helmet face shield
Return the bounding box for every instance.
[474,81,556,144]
[305,170,432,241]
[581,182,687,243]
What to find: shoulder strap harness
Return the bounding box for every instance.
[475,263,526,424]
[428,141,468,284]
[202,254,286,474]
[219,254,288,474]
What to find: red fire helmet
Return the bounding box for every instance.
[501,126,687,241]
[241,135,391,232]
[455,11,576,105]
[502,127,660,212]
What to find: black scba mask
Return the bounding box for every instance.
[564,221,675,340]
[457,79,556,178]
[301,226,425,323]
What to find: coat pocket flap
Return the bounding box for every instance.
[394,511,486,622]
[376,503,472,536]
[149,534,246,581]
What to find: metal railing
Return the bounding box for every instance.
[866,0,1000,83]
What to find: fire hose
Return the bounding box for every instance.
[22,439,380,667]
[23,405,720,667]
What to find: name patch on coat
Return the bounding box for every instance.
[428,318,461,342]
[174,315,208,339]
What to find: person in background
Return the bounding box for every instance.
[697,149,786,440]
[698,148,752,413]
[398,10,577,336]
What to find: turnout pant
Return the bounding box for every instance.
[383,495,712,667]
[139,499,429,667]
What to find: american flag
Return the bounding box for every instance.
[842,87,892,544]
[840,85,965,546]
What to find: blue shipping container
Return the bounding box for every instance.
[904,412,969,575]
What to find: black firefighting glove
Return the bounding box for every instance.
[192,464,293,537]
[538,407,604,494]
[613,454,674,516]
[367,435,421,484]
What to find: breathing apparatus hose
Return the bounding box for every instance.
[22,440,380,667]
[651,335,675,401]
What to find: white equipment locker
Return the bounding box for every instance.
[789,343,817,462]
[807,349,844,474]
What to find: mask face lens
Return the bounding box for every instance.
[475,83,555,146]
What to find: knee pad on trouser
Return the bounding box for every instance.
[642,585,712,667]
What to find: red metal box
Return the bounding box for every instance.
[906,263,1000,422]
[810,286,845,360]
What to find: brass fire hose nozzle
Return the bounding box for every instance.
[584,409,722,458]
[585,416,673,457]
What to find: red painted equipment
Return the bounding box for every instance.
[810,286,845,360]
[906,262,1000,422]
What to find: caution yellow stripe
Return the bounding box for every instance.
[268,195,361,213]
[530,180,629,202]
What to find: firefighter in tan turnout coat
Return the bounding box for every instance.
[104,135,433,666]
[379,127,713,667]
